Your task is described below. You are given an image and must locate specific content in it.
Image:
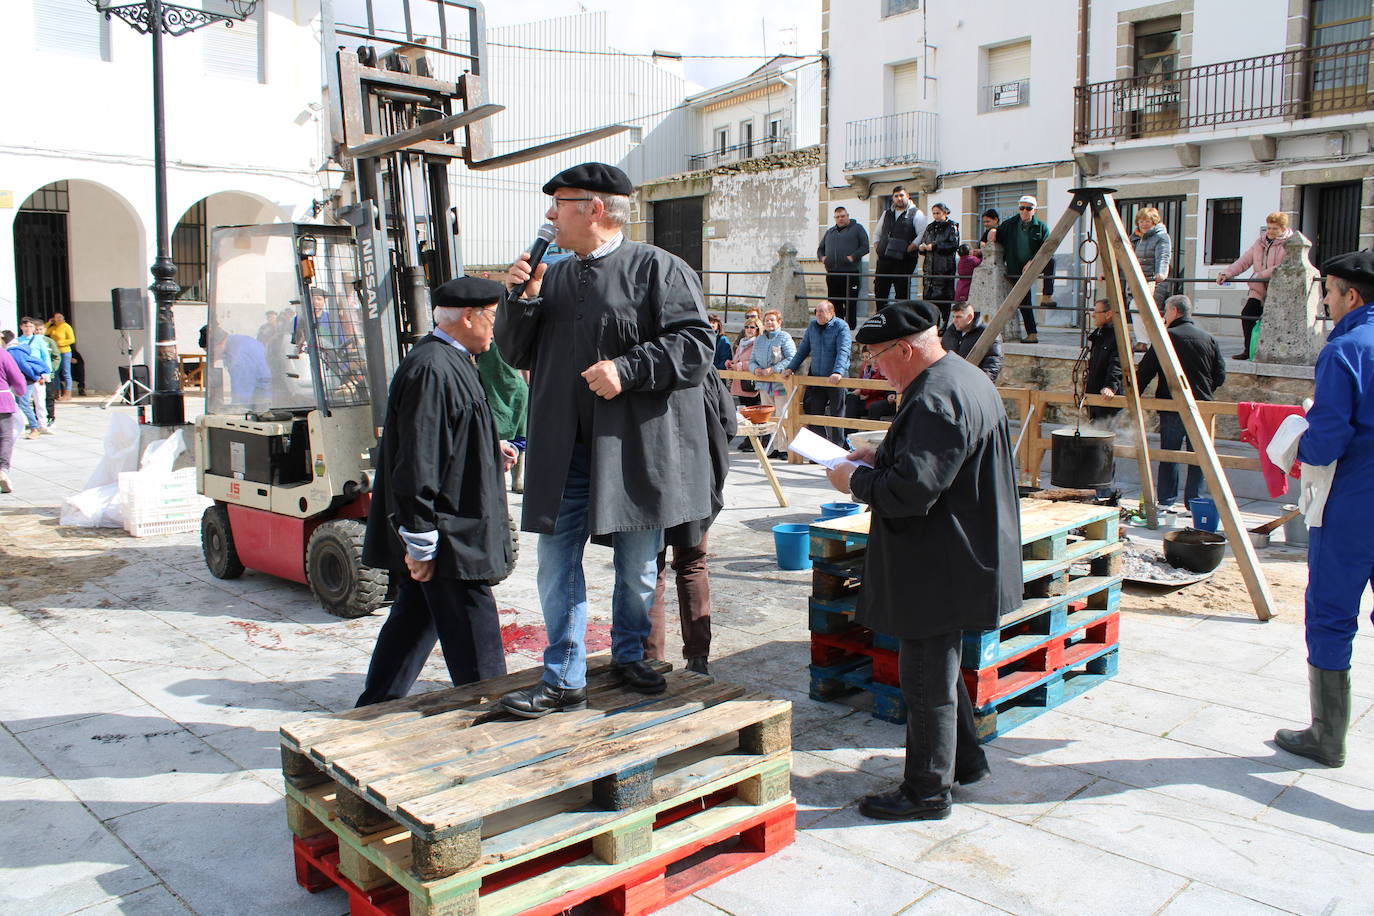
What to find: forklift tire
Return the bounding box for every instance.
[307,519,388,619]
[202,504,245,580]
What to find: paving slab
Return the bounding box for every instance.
[897,886,1019,914]
[1155,882,1293,915]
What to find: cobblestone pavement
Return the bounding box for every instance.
[1,399,1371,915]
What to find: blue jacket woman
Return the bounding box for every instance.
[749,312,795,398]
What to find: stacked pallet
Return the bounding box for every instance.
[279,656,794,916]
[806,498,1123,741]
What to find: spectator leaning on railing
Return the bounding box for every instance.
[1216,211,1292,360]
[749,309,796,457]
[783,300,853,447]
[1131,207,1172,314]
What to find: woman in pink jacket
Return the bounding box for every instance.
[1217,211,1292,360]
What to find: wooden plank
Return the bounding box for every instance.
[1097,194,1275,621]
[396,696,791,836]
[749,433,788,508]
[354,679,747,806]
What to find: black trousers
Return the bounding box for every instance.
[803,386,845,446]
[874,256,917,308]
[355,575,507,706]
[899,630,987,804]
[825,272,861,328]
[1239,297,1264,357]
[45,381,56,424]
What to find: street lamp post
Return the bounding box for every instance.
[89,0,260,426]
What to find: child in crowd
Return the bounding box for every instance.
[954,243,982,306]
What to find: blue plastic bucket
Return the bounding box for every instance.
[1189,497,1219,532]
[772,523,812,570]
[820,501,862,520]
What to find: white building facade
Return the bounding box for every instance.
[2,0,331,390]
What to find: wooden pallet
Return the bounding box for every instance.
[975,647,1120,742]
[961,613,1120,708]
[962,574,1121,669]
[808,658,907,725]
[280,657,793,915]
[293,795,796,916]
[810,628,900,687]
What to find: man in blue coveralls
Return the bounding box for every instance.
[1274,250,1374,768]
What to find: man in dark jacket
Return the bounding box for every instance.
[1134,294,1227,508]
[818,206,869,327]
[996,196,1050,343]
[828,300,1021,821]
[941,301,1003,382]
[1084,298,1123,422]
[873,186,927,310]
[356,276,516,706]
[917,203,960,324]
[497,162,715,716]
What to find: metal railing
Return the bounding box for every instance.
[1074,37,1374,145]
[688,137,790,170]
[843,110,938,171]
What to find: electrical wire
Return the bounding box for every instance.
[486,40,822,60]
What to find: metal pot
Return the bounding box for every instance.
[1050,428,1116,489]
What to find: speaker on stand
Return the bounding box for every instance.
[103,288,152,411]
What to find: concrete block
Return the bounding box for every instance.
[1255,231,1325,366]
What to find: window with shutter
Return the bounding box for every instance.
[203,0,263,82]
[891,62,920,115]
[34,0,109,60]
[982,40,1030,111]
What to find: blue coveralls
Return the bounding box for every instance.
[1298,302,1374,671]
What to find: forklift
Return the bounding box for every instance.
[195,13,626,617]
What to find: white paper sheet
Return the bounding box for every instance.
[786,427,873,470]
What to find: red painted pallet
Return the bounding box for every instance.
[294,798,797,916]
[961,612,1120,708]
[810,628,900,687]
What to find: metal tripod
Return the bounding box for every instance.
[102,331,153,410]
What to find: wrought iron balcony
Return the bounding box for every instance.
[1074,37,1374,145]
[688,136,790,170]
[843,110,938,172]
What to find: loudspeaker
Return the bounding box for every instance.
[111,287,145,331]
[118,364,151,405]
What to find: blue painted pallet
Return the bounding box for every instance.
[808,600,900,650]
[962,576,1121,669]
[808,658,906,724]
[973,646,1119,743]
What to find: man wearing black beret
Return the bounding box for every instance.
[497,162,715,716]
[1274,249,1374,768]
[355,276,517,705]
[826,300,1021,820]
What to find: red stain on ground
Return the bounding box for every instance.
[227,620,284,650]
[499,612,613,658]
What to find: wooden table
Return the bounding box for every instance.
[737,420,787,507]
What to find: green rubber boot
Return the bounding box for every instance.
[1275,664,1351,768]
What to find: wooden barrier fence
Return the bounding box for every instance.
[718,370,1262,489]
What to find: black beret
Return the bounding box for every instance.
[854,300,942,344]
[541,162,634,197]
[432,275,504,310]
[1323,250,1374,287]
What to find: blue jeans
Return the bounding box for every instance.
[58,353,72,392]
[536,445,663,689]
[1157,411,1205,507]
[14,387,39,431]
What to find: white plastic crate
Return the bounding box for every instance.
[119,468,212,538]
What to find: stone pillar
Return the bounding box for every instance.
[969,241,1014,328]
[1255,231,1326,366]
[764,243,809,328]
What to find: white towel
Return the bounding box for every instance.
[1266,414,1336,527]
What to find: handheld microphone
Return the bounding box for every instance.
[510,223,557,299]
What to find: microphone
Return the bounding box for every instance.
[510,223,557,299]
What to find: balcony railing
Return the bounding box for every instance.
[688,136,790,170]
[1075,37,1374,145]
[843,110,938,171]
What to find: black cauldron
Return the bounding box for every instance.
[1050,428,1116,489]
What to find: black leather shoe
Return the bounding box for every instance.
[500,683,587,719]
[858,788,950,822]
[686,656,709,676]
[611,659,667,694]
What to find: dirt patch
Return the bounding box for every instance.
[0,507,130,601]
[1120,545,1309,623]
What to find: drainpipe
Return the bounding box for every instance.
[1073,0,1091,342]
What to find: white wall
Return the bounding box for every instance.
[702,163,820,305]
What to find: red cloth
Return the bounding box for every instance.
[1237,402,1306,497]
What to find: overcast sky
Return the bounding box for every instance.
[482,0,823,88]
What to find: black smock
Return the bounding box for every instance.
[919,219,961,305]
[495,240,715,536]
[362,334,514,583]
[848,354,1022,639]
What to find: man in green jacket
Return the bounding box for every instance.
[996,196,1050,343]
